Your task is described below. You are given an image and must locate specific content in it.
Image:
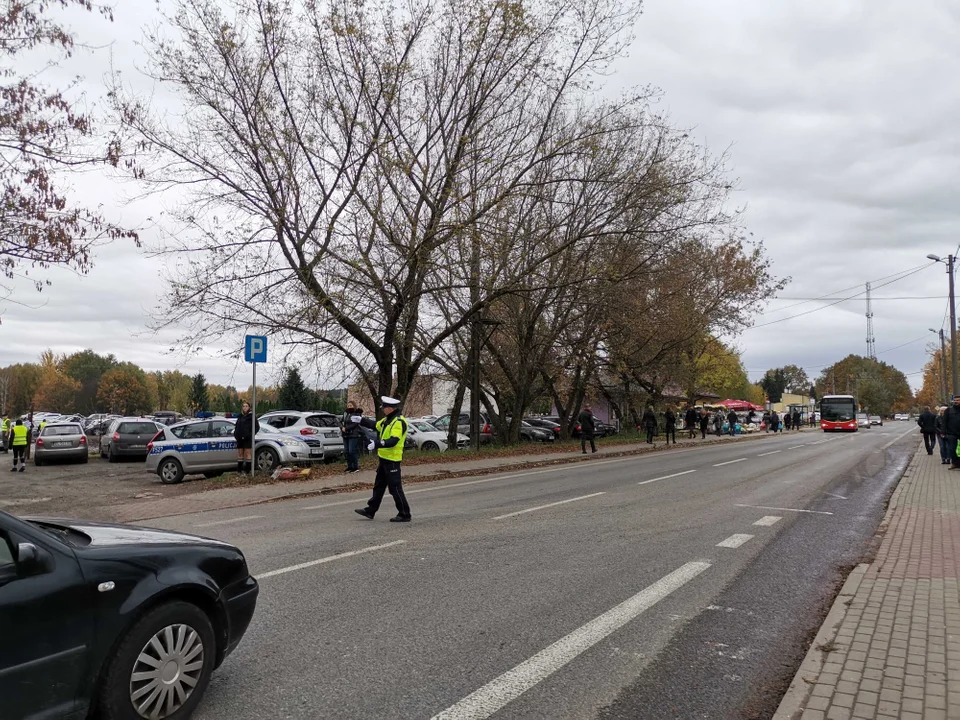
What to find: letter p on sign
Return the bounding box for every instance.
[244,335,268,363]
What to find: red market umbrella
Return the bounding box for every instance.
[718,399,763,411]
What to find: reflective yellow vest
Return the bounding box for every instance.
[38,420,47,433]
[12,425,28,446]
[376,415,407,462]
[1,419,8,434]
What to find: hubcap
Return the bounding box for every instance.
[129,623,204,719]
[161,463,177,481]
[257,452,274,471]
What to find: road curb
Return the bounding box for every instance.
[772,563,868,720]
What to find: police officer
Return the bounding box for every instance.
[9,419,28,472]
[0,415,8,453]
[354,396,412,522]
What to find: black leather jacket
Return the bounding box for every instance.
[341,409,364,439]
[234,412,259,441]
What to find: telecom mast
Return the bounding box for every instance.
[865,282,877,359]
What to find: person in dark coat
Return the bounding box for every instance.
[762,411,770,432]
[917,406,938,455]
[664,407,677,445]
[793,410,802,430]
[944,396,960,469]
[713,409,723,437]
[685,406,698,439]
[578,404,597,454]
[698,408,709,439]
[641,407,657,444]
[341,400,364,472]
[770,411,780,433]
[937,407,950,464]
[726,409,738,436]
[233,401,260,473]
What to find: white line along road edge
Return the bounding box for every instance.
[638,469,697,486]
[430,561,712,720]
[492,492,606,520]
[195,515,264,528]
[257,540,406,579]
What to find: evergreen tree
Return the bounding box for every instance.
[277,368,309,410]
[189,373,209,414]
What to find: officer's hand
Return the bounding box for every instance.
[367,440,376,451]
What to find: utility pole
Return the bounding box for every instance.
[950,255,958,399]
[865,282,877,360]
[941,329,950,405]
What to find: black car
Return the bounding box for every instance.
[0,510,258,720]
[524,417,562,439]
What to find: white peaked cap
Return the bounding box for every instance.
[380,396,401,407]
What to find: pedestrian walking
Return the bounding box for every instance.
[762,411,770,432]
[792,410,801,430]
[341,400,364,472]
[937,407,950,464]
[784,411,793,431]
[9,419,28,472]
[685,406,697,439]
[713,409,723,437]
[698,409,709,439]
[641,406,657,444]
[578,404,598,454]
[726,409,738,437]
[355,396,412,522]
[918,406,938,455]
[664,407,677,445]
[770,411,781,433]
[233,401,259,473]
[944,396,960,470]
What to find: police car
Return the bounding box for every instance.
[145,417,311,484]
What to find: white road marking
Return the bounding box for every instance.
[716,533,754,548]
[195,515,263,528]
[492,492,605,520]
[753,516,782,526]
[821,491,848,500]
[430,561,712,720]
[637,469,697,486]
[735,504,833,516]
[757,450,781,457]
[787,445,807,450]
[881,427,917,450]
[713,458,747,467]
[257,540,406,579]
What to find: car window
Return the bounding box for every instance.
[433,416,449,429]
[413,422,435,432]
[42,425,82,437]
[309,415,339,427]
[0,533,14,569]
[119,422,162,434]
[264,415,291,429]
[171,422,210,440]
[210,420,235,438]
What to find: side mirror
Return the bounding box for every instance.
[17,543,50,577]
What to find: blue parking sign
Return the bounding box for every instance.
[244,335,267,363]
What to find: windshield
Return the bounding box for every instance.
[41,424,83,437]
[821,399,857,422]
[119,422,160,434]
[412,422,436,432]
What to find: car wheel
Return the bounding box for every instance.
[98,600,216,720]
[421,441,439,452]
[81,454,89,464]
[255,447,279,473]
[108,445,118,463]
[34,456,42,467]
[158,458,184,485]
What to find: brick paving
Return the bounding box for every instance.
[774,444,960,720]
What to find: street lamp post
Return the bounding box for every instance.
[931,327,950,405]
[928,254,958,398]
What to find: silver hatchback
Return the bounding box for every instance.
[34,423,89,466]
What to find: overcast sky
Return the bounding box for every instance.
[3,0,958,391]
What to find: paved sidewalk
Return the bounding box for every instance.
[110,426,818,522]
[774,444,960,720]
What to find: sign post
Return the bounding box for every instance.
[244,335,268,477]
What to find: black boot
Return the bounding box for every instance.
[237,461,244,473]
[389,514,411,523]
[355,508,375,519]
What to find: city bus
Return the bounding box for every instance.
[819,394,859,432]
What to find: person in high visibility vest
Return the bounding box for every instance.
[10,419,29,472]
[38,419,47,434]
[354,396,412,522]
[0,416,8,454]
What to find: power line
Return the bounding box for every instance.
[746,264,932,330]
[772,296,944,301]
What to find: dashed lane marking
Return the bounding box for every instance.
[257,540,406,579]
[637,469,697,486]
[757,451,781,457]
[195,515,264,528]
[716,533,754,548]
[735,504,833,516]
[430,561,712,720]
[753,516,782,526]
[492,492,606,520]
[713,458,747,467]
[787,445,807,450]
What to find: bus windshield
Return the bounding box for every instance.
[821,397,857,422]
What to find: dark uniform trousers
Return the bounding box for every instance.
[366,458,411,518]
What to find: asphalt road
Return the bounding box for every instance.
[144,422,919,720]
